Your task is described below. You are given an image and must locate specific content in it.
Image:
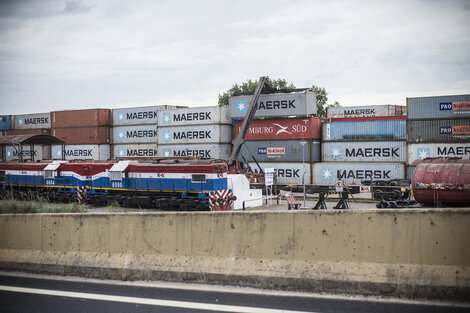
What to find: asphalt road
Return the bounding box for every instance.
[0,273,468,313]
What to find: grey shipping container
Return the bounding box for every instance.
[158,144,231,159]
[323,119,406,141]
[229,92,316,118]
[112,105,179,126]
[312,162,405,185]
[322,141,406,162]
[238,140,320,163]
[112,125,157,144]
[157,106,231,126]
[0,115,11,130]
[248,162,312,185]
[157,124,231,144]
[407,94,470,120]
[4,145,43,162]
[52,144,110,161]
[406,165,416,180]
[407,143,470,164]
[13,112,51,129]
[407,119,470,143]
[327,105,404,118]
[113,144,158,158]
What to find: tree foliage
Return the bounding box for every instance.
[218,78,340,117]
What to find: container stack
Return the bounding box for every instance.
[156,106,232,159]
[51,109,111,161]
[317,105,407,185]
[406,95,470,178]
[111,105,177,159]
[229,91,318,185]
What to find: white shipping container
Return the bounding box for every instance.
[327,105,404,118]
[111,125,157,144]
[5,145,43,161]
[407,143,470,164]
[13,112,51,129]
[158,144,231,159]
[312,162,405,185]
[52,145,110,161]
[157,124,231,145]
[157,106,231,126]
[229,92,316,118]
[112,105,179,125]
[113,144,158,158]
[321,141,406,162]
[248,162,312,185]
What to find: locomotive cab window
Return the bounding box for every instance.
[109,171,122,181]
[0,171,5,183]
[44,170,54,179]
[192,174,206,183]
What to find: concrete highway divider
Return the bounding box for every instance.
[0,209,469,301]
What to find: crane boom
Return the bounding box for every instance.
[229,76,270,165]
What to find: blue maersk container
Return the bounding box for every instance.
[407,94,470,120]
[322,119,406,141]
[0,115,11,130]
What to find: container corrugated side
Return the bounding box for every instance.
[112,105,180,126]
[52,144,110,160]
[327,105,405,118]
[2,129,50,136]
[158,144,231,159]
[229,91,316,118]
[112,144,158,158]
[323,120,406,141]
[4,145,43,162]
[0,115,11,130]
[238,140,320,163]
[406,165,415,179]
[51,109,110,128]
[13,112,51,129]
[312,162,405,185]
[233,117,322,140]
[406,119,470,143]
[52,126,110,144]
[111,125,157,144]
[248,162,312,185]
[157,124,231,144]
[157,106,231,126]
[407,143,470,163]
[407,94,470,120]
[322,141,406,162]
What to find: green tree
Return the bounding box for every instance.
[218,79,340,117]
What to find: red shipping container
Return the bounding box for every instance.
[52,126,110,144]
[51,109,110,128]
[234,117,322,140]
[2,128,50,136]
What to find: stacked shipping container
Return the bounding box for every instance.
[51,109,111,160]
[111,105,177,158]
[156,106,232,159]
[319,106,407,185]
[406,95,470,178]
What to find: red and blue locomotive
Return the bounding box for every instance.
[0,160,236,211]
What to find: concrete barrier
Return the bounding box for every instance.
[0,209,469,301]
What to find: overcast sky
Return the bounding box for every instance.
[1,0,469,115]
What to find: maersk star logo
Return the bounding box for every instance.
[236,100,247,114]
[163,148,171,157]
[118,130,125,139]
[17,117,24,127]
[117,112,125,122]
[417,147,430,160]
[6,148,12,159]
[117,148,126,157]
[162,130,172,143]
[55,149,62,158]
[162,112,171,124]
[330,146,342,160]
[321,167,333,181]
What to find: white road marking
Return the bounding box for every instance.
[0,285,317,313]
